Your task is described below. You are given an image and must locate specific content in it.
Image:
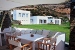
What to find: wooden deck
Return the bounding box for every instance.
[0,33,68,50]
[0,45,9,50]
[0,45,68,50]
[0,45,38,50]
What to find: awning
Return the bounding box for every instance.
[0,0,66,10]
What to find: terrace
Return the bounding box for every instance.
[0,26,68,50]
[0,0,70,50]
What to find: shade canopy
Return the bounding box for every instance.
[0,0,66,10]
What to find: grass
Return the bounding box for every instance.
[12,22,70,42]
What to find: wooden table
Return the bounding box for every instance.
[17,34,46,50]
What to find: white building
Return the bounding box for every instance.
[30,16,48,24]
[13,10,30,25]
[12,10,61,25]
[30,16,61,25]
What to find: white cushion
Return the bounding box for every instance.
[3,27,11,33]
[8,39,22,47]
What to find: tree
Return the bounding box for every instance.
[1,11,11,32]
[0,12,3,25]
[69,2,75,50]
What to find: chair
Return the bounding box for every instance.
[30,30,37,34]
[47,31,57,38]
[36,30,43,35]
[21,30,26,35]
[6,31,21,42]
[36,30,50,44]
[37,38,56,50]
[14,30,21,37]
[7,35,32,50]
[42,30,50,37]
[51,32,61,39]
[24,30,31,34]
[36,32,61,50]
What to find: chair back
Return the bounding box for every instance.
[51,32,61,38]
[48,32,61,45]
[36,30,43,35]
[21,30,26,35]
[30,30,37,34]
[14,30,21,36]
[37,41,51,50]
[42,30,50,37]
[7,36,22,47]
[39,38,56,50]
[24,30,31,34]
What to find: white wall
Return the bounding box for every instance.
[31,16,48,24]
[37,16,48,24]
[30,16,37,24]
[31,16,61,25]
[55,34,65,50]
[48,18,61,25]
[54,19,61,25]
[12,10,61,25]
[13,10,30,25]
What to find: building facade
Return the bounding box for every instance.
[13,10,30,25]
[12,10,61,25]
[30,16,61,25]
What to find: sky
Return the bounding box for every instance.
[0,0,67,10]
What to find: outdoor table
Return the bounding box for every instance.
[17,34,46,50]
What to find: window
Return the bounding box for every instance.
[22,13,25,17]
[48,17,53,19]
[39,19,42,23]
[30,19,33,22]
[44,20,46,23]
[19,13,21,17]
[26,13,28,17]
[51,20,52,22]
